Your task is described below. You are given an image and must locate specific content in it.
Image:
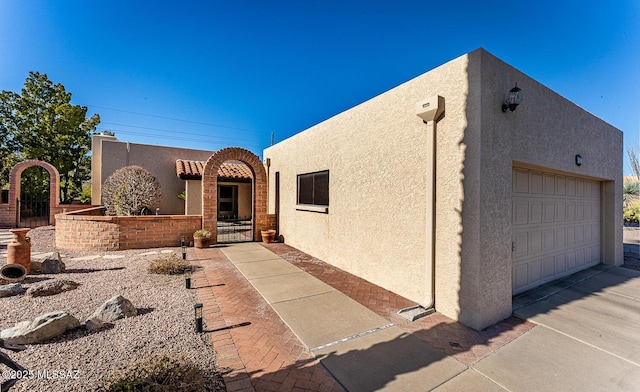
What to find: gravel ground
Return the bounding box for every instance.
[1,226,225,391]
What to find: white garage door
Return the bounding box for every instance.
[512,167,601,294]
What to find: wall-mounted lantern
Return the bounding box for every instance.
[502,83,523,112]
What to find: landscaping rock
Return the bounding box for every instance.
[26,279,80,297]
[30,259,43,273]
[0,283,23,297]
[0,311,81,344]
[85,295,137,331]
[41,251,66,274]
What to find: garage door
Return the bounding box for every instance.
[512,167,601,294]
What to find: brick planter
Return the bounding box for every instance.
[55,208,202,251]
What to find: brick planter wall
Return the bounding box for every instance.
[55,208,202,251]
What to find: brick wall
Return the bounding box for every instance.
[56,209,202,251]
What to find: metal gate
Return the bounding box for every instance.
[17,196,50,228]
[217,216,253,243]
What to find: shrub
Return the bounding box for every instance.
[97,353,206,391]
[624,204,640,224]
[147,254,190,275]
[102,166,162,216]
[193,229,212,238]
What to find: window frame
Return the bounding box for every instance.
[296,170,329,210]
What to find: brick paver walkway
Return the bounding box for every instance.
[192,243,534,391]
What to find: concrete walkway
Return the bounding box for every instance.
[221,243,466,391]
[194,241,640,392]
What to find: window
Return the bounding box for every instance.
[297,170,329,206]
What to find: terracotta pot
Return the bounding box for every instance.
[194,237,212,249]
[0,263,27,282]
[7,228,31,274]
[261,230,276,243]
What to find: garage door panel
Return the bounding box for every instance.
[529,202,542,223]
[513,201,529,225]
[512,168,601,294]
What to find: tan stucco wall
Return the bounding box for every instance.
[442,50,623,329]
[265,53,471,307]
[185,180,202,215]
[92,137,214,215]
[265,48,623,331]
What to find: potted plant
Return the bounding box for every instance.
[193,229,212,249]
[261,229,276,243]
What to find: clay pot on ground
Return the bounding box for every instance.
[7,228,31,274]
[261,230,276,243]
[0,264,27,283]
[194,237,212,249]
[193,229,212,249]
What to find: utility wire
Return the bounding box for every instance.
[97,128,264,149]
[82,103,259,133]
[100,121,258,143]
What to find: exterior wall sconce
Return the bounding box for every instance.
[502,83,523,112]
[184,267,192,289]
[194,303,203,332]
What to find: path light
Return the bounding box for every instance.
[181,236,187,260]
[194,303,203,333]
[502,83,523,112]
[184,267,192,289]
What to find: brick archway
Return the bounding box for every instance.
[6,160,60,226]
[202,147,267,243]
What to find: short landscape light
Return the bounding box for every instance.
[502,83,523,112]
[181,236,187,260]
[184,267,192,289]
[194,303,203,333]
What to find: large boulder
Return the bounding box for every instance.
[40,252,66,274]
[0,283,23,297]
[0,311,81,344]
[26,279,80,297]
[85,295,138,331]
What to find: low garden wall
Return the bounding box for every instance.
[55,207,202,251]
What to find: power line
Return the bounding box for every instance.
[97,128,264,149]
[100,121,259,143]
[82,103,259,133]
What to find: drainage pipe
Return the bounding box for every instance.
[415,95,445,311]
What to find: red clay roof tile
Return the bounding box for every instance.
[176,159,252,181]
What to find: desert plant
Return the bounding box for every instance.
[97,353,206,391]
[193,229,212,238]
[102,166,162,216]
[147,254,190,275]
[624,204,640,224]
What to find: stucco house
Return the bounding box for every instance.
[263,48,623,330]
[91,134,252,218]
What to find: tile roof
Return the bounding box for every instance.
[176,159,253,181]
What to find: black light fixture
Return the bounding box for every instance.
[194,303,203,332]
[502,83,523,112]
[181,236,187,260]
[184,267,192,289]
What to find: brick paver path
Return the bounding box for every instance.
[192,247,344,392]
[192,243,535,391]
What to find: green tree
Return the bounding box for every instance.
[0,72,100,202]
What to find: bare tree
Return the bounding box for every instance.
[102,166,162,216]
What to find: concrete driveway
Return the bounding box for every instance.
[439,264,640,391]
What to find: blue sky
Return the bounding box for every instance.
[1,0,638,174]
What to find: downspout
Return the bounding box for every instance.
[416,95,445,312]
